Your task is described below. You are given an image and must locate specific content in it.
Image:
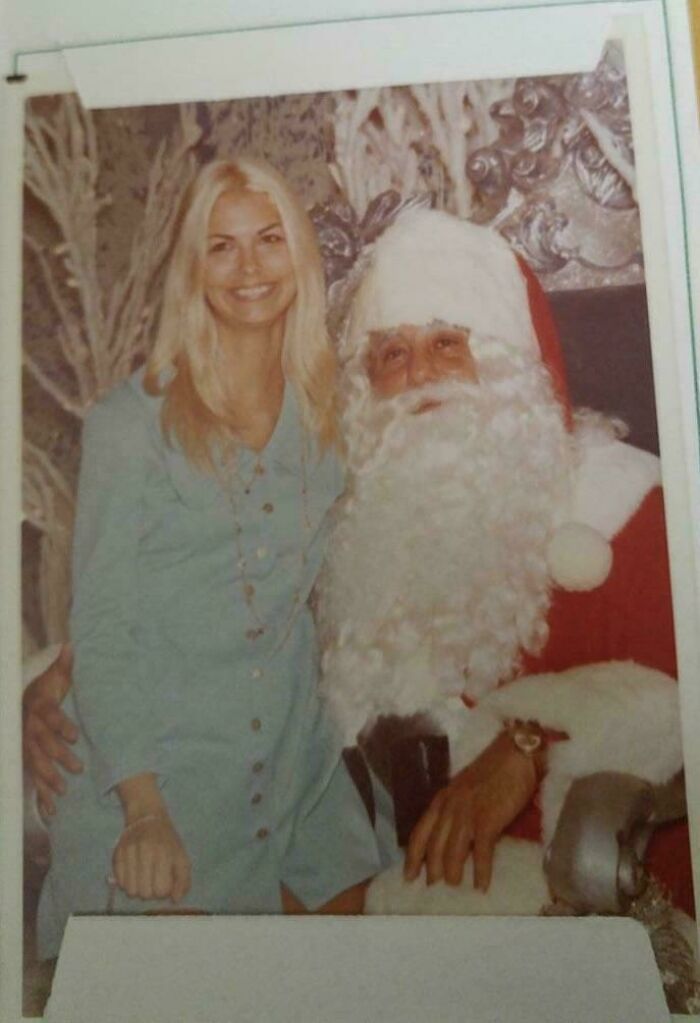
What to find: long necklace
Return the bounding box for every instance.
[216,411,313,655]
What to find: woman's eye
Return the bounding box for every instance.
[261,232,285,244]
[209,239,234,254]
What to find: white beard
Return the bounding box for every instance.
[316,337,572,747]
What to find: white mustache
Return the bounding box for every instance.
[384,378,481,418]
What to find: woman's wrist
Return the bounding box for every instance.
[121,813,167,838]
[116,772,168,825]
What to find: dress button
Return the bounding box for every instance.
[251,718,262,732]
[251,793,262,806]
[256,546,268,560]
[256,827,269,840]
[244,583,256,599]
[251,667,263,679]
[252,760,264,774]
[262,503,274,514]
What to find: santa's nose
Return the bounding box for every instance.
[406,348,438,387]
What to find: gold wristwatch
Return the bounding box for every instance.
[504,718,548,781]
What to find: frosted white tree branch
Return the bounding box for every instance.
[23,96,202,643]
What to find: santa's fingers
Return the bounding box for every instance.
[26,744,66,796]
[38,702,80,746]
[472,823,498,892]
[425,807,457,886]
[404,792,447,881]
[443,816,474,887]
[35,780,57,817]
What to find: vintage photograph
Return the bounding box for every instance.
[19,41,698,1015]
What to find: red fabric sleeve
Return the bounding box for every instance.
[522,486,677,677]
[518,487,692,914]
[516,256,573,430]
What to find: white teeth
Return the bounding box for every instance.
[233,285,274,299]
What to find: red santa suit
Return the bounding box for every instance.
[496,257,691,915]
[498,444,690,914]
[320,208,690,919]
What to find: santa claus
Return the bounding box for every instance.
[314,207,692,921]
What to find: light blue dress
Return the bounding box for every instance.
[37,369,385,958]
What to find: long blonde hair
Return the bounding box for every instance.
[144,157,338,469]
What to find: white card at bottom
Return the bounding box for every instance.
[46,914,669,1023]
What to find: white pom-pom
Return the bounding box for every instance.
[546,522,612,592]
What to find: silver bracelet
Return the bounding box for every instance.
[121,813,165,838]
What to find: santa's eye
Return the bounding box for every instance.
[382,346,407,365]
[434,333,463,351]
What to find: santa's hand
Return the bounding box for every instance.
[112,814,192,903]
[22,644,83,816]
[403,729,540,891]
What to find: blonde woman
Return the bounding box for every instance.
[34,158,382,958]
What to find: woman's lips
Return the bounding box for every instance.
[231,283,276,301]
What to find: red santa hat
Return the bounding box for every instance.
[342,207,612,593]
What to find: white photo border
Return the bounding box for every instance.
[2,1,699,1019]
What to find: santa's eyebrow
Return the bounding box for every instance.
[426,320,470,333]
[372,322,468,344]
[368,330,403,348]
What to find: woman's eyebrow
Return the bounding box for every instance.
[207,221,283,239]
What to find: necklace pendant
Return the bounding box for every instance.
[254,463,266,477]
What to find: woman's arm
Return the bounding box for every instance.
[70,385,164,796]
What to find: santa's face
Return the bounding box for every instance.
[366,322,477,409]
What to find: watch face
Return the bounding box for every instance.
[511,726,543,756]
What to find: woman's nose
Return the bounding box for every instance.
[239,244,260,276]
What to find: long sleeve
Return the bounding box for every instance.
[70,383,164,796]
[522,486,677,677]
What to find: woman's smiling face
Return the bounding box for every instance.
[203,189,298,333]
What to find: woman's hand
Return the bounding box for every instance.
[114,773,192,903]
[403,729,540,891]
[112,814,192,903]
[22,644,83,815]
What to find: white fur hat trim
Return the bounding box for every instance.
[546,522,613,592]
[342,208,538,359]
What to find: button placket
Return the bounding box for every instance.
[249,754,269,837]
